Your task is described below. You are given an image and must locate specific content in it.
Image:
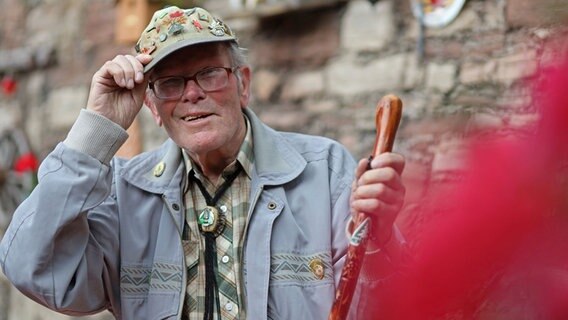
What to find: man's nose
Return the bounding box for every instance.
[182,79,206,102]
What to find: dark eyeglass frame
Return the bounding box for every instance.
[149,66,239,100]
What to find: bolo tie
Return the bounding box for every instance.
[189,166,242,320]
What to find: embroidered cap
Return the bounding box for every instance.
[135,6,237,73]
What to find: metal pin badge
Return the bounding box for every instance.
[153,162,166,177]
[185,8,196,16]
[198,12,209,22]
[208,19,226,36]
[168,23,184,36]
[309,258,325,280]
[192,19,203,31]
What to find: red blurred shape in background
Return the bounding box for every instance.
[360,48,568,320]
[1,75,17,96]
[13,152,39,174]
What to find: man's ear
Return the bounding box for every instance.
[238,65,251,109]
[144,93,162,127]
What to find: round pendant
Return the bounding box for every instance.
[198,206,226,237]
[198,206,219,233]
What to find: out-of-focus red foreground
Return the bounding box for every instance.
[361,48,568,319]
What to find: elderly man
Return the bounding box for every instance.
[0,6,405,320]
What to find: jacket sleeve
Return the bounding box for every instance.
[0,110,128,316]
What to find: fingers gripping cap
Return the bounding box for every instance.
[135,6,237,73]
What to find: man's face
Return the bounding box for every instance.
[146,43,250,158]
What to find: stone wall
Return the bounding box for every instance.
[0,0,566,318]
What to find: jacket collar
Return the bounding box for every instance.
[120,108,306,193]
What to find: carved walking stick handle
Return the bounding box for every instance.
[329,94,403,320]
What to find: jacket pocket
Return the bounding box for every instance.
[268,251,335,319]
[267,283,335,320]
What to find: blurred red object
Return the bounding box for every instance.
[1,75,17,96]
[13,152,39,174]
[359,50,568,319]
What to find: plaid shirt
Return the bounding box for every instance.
[181,115,254,320]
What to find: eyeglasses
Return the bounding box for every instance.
[149,66,238,100]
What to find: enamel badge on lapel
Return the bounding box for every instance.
[153,162,166,177]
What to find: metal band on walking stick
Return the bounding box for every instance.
[329,94,403,320]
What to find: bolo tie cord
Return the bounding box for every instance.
[190,166,242,320]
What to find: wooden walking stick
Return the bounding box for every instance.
[329,94,403,320]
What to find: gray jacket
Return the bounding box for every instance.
[0,108,356,319]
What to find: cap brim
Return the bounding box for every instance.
[143,38,236,73]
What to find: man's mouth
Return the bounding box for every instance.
[182,114,210,122]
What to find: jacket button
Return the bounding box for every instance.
[172,203,180,211]
[267,202,277,210]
